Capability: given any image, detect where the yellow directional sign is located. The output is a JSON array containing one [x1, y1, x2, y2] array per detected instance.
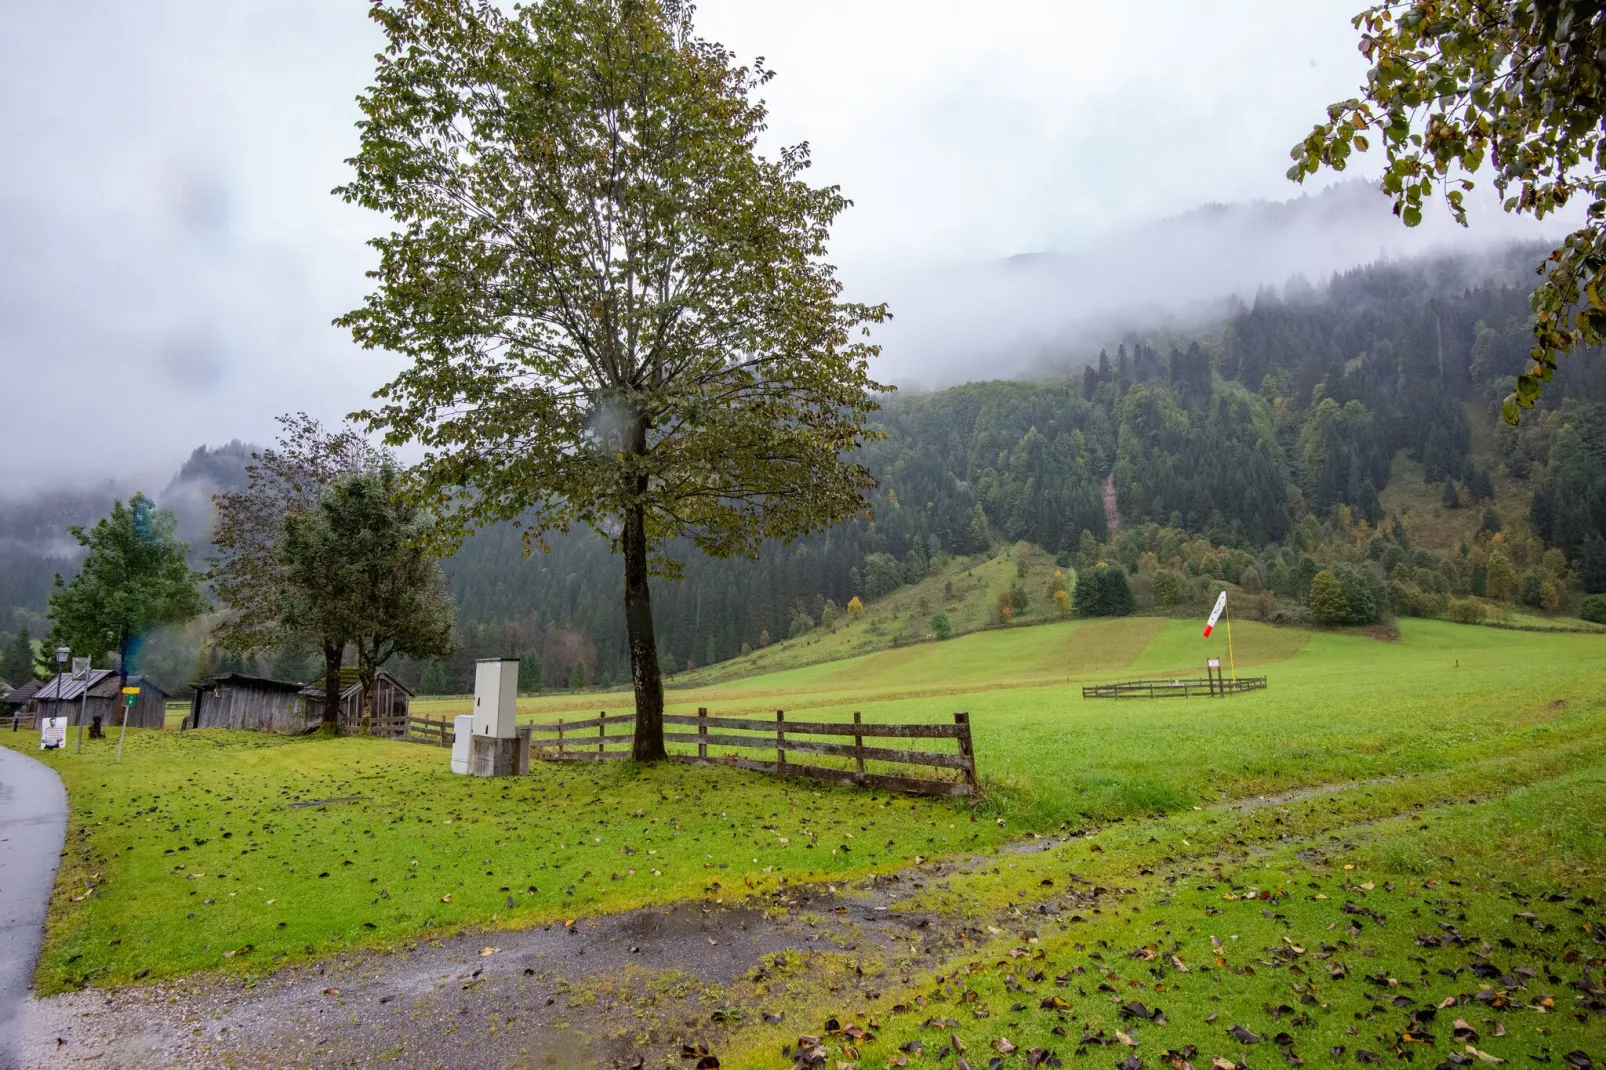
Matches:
[[122, 686, 140, 695]]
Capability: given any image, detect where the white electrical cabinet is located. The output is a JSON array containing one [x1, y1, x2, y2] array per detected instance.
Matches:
[[473, 657, 519, 739], [450, 715, 474, 774]]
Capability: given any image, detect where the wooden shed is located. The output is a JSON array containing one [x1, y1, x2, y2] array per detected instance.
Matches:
[[6, 679, 43, 718], [300, 670, 414, 737], [189, 673, 318, 733], [32, 671, 169, 728]]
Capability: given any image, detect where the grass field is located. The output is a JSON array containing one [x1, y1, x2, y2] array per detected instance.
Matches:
[[7, 614, 1606, 1066]]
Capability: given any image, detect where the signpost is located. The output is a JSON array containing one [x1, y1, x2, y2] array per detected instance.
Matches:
[[72, 657, 91, 754], [116, 686, 138, 764]]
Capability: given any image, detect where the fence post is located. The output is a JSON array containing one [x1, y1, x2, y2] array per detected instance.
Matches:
[[776, 709, 786, 772], [557, 717, 565, 758], [954, 711, 979, 793], [598, 710, 606, 756], [853, 710, 865, 783], [697, 707, 707, 759]]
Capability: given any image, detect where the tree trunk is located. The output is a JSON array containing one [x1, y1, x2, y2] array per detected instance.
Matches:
[[623, 502, 666, 762], [321, 640, 342, 730], [357, 649, 376, 736]]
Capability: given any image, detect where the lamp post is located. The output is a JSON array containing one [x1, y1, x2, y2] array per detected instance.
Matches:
[[54, 646, 69, 727]]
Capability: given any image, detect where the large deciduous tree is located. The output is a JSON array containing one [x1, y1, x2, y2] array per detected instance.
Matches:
[[338, 0, 887, 760], [210, 414, 378, 726], [1290, 1, 1606, 422], [279, 467, 455, 732], [47, 494, 206, 696]]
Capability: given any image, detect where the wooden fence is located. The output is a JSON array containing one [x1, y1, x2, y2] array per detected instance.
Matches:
[[1081, 675, 1268, 699], [525, 708, 980, 796], [399, 715, 458, 746], [7, 712, 40, 732]]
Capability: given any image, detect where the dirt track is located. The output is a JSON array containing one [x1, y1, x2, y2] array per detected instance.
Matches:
[[19, 869, 981, 1069]]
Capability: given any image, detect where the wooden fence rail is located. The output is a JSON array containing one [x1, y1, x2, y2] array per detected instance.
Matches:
[[519, 707, 979, 796], [1081, 676, 1268, 699]]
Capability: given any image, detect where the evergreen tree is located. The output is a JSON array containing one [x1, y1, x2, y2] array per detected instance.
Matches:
[[1075, 564, 1134, 617], [47, 495, 205, 698], [1, 628, 34, 684]]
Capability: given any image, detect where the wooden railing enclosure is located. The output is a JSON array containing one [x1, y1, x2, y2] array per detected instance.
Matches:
[[1081, 675, 1267, 699], [526, 708, 980, 797], [400, 715, 457, 746]]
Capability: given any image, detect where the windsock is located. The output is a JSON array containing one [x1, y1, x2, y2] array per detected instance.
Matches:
[[1203, 590, 1227, 638]]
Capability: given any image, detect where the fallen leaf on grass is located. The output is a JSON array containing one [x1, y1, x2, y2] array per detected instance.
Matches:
[[440, 894, 452, 903], [1465, 1047, 1505, 1065], [1228, 1026, 1260, 1044]]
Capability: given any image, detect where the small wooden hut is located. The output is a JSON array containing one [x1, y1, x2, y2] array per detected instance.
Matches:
[[6, 679, 43, 717], [32, 671, 168, 728], [300, 670, 414, 737], [189, 673, 318, 733]]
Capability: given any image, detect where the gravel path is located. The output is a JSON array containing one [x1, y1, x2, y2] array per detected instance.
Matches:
[[18, 876, 953, 1069]]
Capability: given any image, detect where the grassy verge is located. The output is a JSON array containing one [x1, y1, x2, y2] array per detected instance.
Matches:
[[708, 746, 1606, 1068], [8, 730, 1001, 994]]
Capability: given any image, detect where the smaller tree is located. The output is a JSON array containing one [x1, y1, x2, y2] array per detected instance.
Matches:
[[568, 663, 587, 690], [846, 596, 864, 620], [930, 612, 952, 640], [517, 656, 544, 693], [1485, 546, 1518, 602], [1, 628, 35, 684], [1308, 570, 1350, 626], [1580, 594, 1606, 625], [48, 495, 205, 695], [1152, 570, 1182, 607], [1076, 564, 1135, 618], [279, 467, 454, 732], [211, 414, 379, 725]]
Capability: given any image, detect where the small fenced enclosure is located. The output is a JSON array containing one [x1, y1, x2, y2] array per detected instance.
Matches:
[[1081, 675, 1267, 699], [524, 708, 980, 797]]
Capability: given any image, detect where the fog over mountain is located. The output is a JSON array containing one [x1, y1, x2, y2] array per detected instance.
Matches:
[[0, 0, 1579, 495], [862, 181, 1578, 392]]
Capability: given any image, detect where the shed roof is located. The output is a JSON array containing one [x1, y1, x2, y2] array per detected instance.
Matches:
[[299, 668, 414, 701], [193, 672, 307, 694], [4, 679, 41, 705], [34, 671, 169, 702]]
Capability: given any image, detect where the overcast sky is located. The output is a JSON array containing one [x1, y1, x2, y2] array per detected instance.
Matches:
[[0, 1, 1558, 493]]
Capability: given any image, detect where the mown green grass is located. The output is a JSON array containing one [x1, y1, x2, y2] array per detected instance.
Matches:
[[12, 730, 1002, 993], [9, 615, 1605, 1016], [714, 744, 1606, 1068]]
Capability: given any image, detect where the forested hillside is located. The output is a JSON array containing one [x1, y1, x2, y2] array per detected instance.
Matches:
[[423, 244, 1606, 691], [5, 244, 1606, 694]]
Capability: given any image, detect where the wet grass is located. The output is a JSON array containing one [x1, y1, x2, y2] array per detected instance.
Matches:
[[8, 614, 1605, 1036], [703, 747, 1606, 1069], [10, 729, 1003, 994]]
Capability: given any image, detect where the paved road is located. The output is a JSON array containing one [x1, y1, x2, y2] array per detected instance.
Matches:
[[0, 746, 67, 1070]]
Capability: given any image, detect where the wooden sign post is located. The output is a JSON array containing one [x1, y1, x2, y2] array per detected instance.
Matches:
[[116, 686, 138, 763]]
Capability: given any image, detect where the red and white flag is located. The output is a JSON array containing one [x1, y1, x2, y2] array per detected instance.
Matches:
[[1203, 591, 1227, 638]]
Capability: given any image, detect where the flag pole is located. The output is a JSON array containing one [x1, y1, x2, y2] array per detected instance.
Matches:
[[1225, 598, 1237, 682]]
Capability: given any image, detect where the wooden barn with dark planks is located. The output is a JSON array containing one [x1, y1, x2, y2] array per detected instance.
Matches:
[[32, 670, 169, 728], [189, 673, 319, 733]]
